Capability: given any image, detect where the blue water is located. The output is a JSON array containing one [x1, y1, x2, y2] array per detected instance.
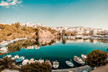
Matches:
[[1, 41, 108, 69]]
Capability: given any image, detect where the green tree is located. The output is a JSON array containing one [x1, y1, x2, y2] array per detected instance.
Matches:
[[62, 30, 66, 36], [14, 22, 21, 28], [86, 50, 108, 67]]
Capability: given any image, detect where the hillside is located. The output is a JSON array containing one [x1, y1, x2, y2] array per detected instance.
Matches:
[[0, 22, 36, 41]]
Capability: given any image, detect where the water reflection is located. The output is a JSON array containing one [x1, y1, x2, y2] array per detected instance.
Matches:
[[0, 37, 108, 55]]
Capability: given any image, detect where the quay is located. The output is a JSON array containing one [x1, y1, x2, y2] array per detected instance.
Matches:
[[52, 65, 91, 72]]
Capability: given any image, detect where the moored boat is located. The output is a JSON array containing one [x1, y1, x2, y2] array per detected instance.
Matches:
[[45, 59, 52, 67], [39, 58, 44, 63], [11, 57, 15, 60], [14, 55, 19, 59], [52, 60, 59, 69], [6, 55, 12, 58], [74, 56, 85, 65], [22, 59, 29, 65], [66, 60, 74, 67], [81, 54, 87, 60], [15, 56, 25, 63], [28, 58, 34, 64]]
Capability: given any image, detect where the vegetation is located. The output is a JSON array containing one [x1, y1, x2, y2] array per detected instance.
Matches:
[[0, 57, 18, 71], [20, 62, 52, 72], [62, 30, 66, 36], [86, 50, 108, 67], [0, 57, 51, 72], [0, 22, 36, 41], [37, 26, 57, 35], [61, 29, 76, 36]]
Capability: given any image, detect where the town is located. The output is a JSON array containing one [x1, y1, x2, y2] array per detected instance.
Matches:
[[23, 22, 108, 38]]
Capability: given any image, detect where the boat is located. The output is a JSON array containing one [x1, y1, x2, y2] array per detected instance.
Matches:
[[35, 60, 39, 62], [22, 59, 29, 65], [28, 58, 34, 64], [11, 57, 15, 60], [45, 59, 52, 67], [66, 60, 74, 67], [15, 56, 25, 63], [81, 54, 87, 60], [74, 56, 85, 65], [39, 58, 44, 63], [6, 55, 12, 58], [14, 55, 19, 59], [52, 60, 59, 69]]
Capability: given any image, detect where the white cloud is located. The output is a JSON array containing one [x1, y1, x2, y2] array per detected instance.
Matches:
[[0, 0, 22, 8]]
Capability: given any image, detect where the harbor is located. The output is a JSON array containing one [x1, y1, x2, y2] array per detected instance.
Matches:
[[1, 54, 92, 72]]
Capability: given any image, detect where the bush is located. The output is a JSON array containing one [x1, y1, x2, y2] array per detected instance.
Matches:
[[86, 50, 108, 67], [0, 57, 17, 71], [0, 57, 52, 72], [20, 62, 52, 72], [0, 23, 36, 41]]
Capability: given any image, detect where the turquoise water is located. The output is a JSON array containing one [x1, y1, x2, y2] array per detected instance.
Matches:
[[1, 40, 108, 69]]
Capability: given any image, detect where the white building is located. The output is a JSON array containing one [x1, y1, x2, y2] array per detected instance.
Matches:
[[0, 47, 8, 53], [27, 46, 34, 49], [23, 22, 41, 28]]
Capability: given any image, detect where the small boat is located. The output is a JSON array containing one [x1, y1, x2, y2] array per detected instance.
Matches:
[[22, 59, 29, 65], [14, 55, 19, 59], [74, 56, 85, 65], [15, 56, 25, 63], [81, 54, 87, 60], [35, 60, 39, 62], [11, 57, 15, 60], [28, 58, 34, 64], [53, 60, 59, 69], [45, 59, 52, 67], [6, 55, 12, 58], [39, 58, 44, 63], [66, 60, 74, 67]]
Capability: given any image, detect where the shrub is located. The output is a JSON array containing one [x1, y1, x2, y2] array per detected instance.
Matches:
[[20, 62, 52, 72], [86, 50, 108, 67]]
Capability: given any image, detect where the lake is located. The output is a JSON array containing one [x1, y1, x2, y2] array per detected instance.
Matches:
[[0, 38, 108, 69]]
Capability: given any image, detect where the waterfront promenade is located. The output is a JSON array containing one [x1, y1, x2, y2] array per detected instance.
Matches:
[[52, 65, 91, 72], [91, 64, 108, 72]]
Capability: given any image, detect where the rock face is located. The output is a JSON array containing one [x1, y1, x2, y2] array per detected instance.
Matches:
[[38, 29, 55, 38], [37, 29, 56, 45]]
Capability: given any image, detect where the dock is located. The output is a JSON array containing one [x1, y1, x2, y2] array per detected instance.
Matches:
[[52, 65, 91, 72]]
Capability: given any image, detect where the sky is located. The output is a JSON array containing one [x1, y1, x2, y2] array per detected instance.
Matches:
[[0, 0, 108, 29]]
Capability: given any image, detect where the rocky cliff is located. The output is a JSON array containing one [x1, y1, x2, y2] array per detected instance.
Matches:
[[37, 29, 57, 45], [38, 29, 56, 38]]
